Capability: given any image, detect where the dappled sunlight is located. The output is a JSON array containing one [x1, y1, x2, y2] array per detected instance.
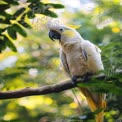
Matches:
[[0, 56, 18, 70], [28, 68, 38, 77], [112, 27, 120, 33], [18, 97, 46, 109], [3, 112, 18, 121], [69, 102, 78, 109], [0, 0, 122, 121], [50, 58, 60, 67], [60, 105, 73, 116]]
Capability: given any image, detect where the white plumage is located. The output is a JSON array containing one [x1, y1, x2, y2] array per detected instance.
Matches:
[[48, 24, 106, 122], [60, 40, 104, 78]]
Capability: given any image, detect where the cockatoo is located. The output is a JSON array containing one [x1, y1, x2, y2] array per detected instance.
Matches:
[[48, 23, 106, 122]]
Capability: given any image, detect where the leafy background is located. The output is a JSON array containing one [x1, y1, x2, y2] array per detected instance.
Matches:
[[0, 0, 122, 122]]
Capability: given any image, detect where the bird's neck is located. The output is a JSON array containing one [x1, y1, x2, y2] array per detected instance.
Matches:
[[59, 34, 84, 53], [60, 41, 81, 54]]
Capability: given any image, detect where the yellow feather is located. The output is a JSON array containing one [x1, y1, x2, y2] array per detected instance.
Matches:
[[79, 87, 106, 122], [63, 30, 76, 38], [66, 24, 81, 29]]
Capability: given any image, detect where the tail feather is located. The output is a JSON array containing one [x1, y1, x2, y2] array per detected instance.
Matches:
[[79, 87, 106, 122]]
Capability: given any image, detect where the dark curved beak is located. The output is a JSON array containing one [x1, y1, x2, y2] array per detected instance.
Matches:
[[49, 30, 61, 41]]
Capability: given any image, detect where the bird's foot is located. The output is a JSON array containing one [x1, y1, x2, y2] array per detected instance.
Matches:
[[71, 73, 93, 85], [72, 76, 83, 85], [82, 72, 93, 82]]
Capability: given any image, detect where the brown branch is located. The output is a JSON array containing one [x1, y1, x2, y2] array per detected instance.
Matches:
[[0, 70, 122, 100]]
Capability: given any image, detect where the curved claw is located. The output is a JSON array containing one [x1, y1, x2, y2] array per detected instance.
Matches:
[[72, 76, 82, 85], [82, 72, 93, 82], [72, 73, 93, 85]]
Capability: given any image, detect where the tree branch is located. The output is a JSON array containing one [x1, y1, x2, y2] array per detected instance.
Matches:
[[0, 70, 122, 100]]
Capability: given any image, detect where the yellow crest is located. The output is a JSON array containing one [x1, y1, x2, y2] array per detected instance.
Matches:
[[66, 24, 81, 29]]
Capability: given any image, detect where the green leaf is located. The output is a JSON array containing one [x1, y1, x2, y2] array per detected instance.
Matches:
[[43, 10, 58, 18], [0, 18, 4, 23], [4, 36, 17, 52], [28, 2, 44, 9], [7, 26, 17, 40], [18, 19, 31, 29], [27, 0, 40, 2], [0, 28, 5, 33], [0, 4, 9, 11], [3, 0, 19, 5], [27, 11, 35, 19], [45, 3, 64, 9], [28, 2, 63, 18], [0, 11, 11, 19], [0, 18, 10, 24], [12, 24, 27, 37], [78, 79, 122, 96], [0, 39, 6, 52], [12, 8, 26, 19]]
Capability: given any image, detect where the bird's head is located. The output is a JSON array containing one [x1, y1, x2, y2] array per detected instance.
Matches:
[[48, 23, 82, 45]]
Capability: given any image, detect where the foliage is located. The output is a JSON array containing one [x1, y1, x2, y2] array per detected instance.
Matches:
[[0, 0, 122, 122], [70, 0, 122, 121], [0, 0, 64, 52]]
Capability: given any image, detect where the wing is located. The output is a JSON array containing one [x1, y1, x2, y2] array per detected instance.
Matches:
[[81, 40, 104, 73], [59, 48, 72, 78], [80, 41, 106, 121]]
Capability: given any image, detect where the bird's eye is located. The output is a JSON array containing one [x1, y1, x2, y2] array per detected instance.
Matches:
[[59, 28, 64, 32]]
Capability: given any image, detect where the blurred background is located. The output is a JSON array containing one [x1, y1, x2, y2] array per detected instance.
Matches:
[[0, 0, 122, 121]]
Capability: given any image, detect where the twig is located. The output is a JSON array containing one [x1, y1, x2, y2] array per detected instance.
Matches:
[[0, 70, 121, 100]]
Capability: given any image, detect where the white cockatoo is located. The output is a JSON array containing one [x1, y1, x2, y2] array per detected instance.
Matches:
[[48, 23, 106, 122]]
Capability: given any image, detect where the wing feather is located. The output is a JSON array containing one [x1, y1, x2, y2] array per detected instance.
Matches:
[[80, 41, 106, 121], [59, 48, 72, 78], [81, 40, 104, 73]]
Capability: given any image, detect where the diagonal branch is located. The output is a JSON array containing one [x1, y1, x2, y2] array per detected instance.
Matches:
[[0, 79, 74, 100], [0, 70, 121, 100]]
